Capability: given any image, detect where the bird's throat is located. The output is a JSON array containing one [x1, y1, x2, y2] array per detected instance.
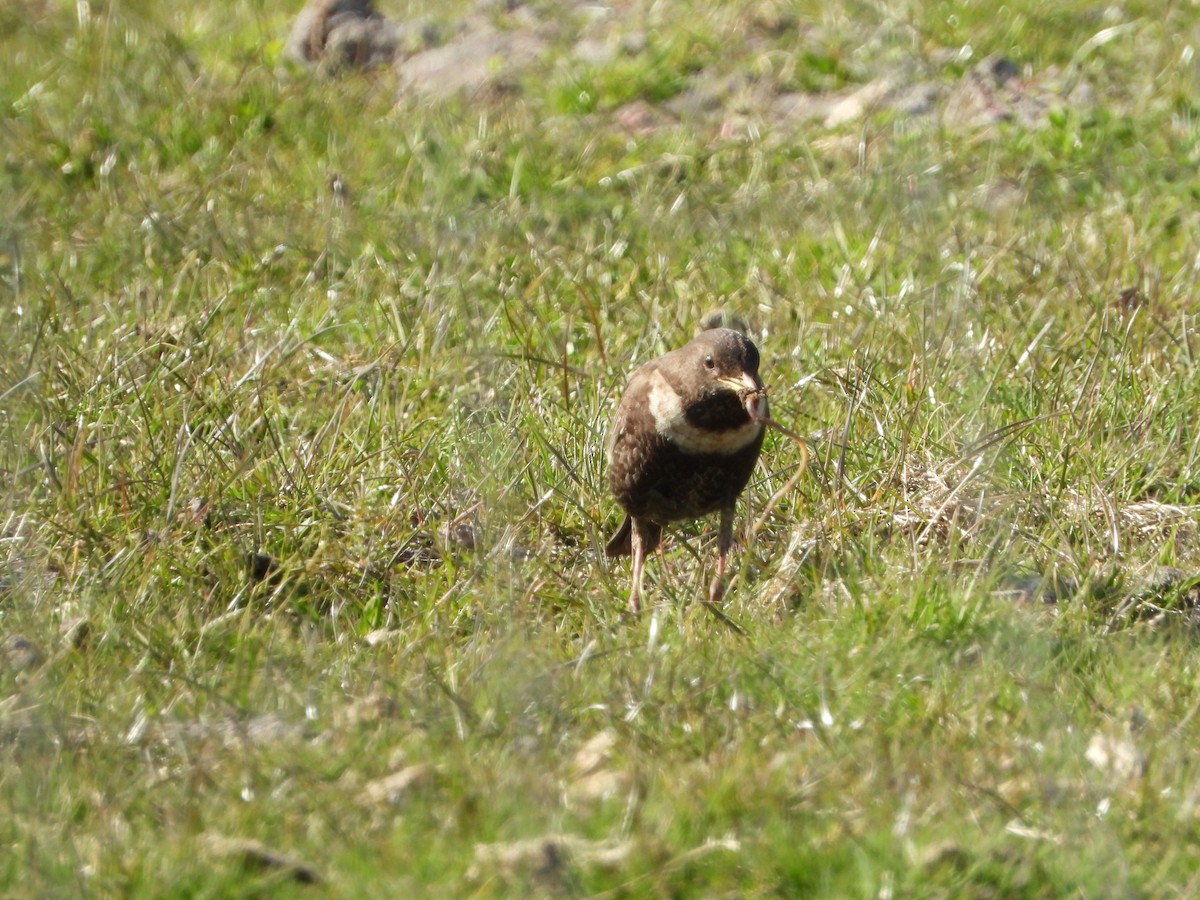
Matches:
[[646, 369, 764, 454]]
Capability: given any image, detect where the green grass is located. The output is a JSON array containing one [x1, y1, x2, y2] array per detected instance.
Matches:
[[6, 0, 1200, 894]]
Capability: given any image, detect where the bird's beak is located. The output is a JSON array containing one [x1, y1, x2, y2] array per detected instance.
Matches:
[[717, 372, 762, 395], [718, 372, 768, 421]]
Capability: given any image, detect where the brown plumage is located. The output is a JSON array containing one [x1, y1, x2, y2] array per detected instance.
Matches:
[[605, 328, 768, 612]]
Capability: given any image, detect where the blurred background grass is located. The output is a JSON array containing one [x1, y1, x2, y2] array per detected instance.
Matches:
[[4, 0, 1200, 894]]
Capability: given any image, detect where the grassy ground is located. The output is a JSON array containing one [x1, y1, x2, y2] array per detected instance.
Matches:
[[6, 0, 1200, 894]]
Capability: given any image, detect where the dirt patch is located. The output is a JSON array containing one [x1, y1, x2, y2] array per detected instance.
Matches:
[[284, 1, 1095, 133]]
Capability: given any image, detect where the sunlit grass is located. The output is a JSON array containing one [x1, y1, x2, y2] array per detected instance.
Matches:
[[5, 0, 1200, 894]]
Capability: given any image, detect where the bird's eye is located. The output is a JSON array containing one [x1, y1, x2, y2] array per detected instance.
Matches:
[[703, 355, 715, 369]]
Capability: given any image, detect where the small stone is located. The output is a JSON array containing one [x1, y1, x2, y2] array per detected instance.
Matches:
[[823, 76, 898, 127], [335, 692, 400, 728], [284, 0, 399, 69], [62, 617, 91, 650], [572, 36, 615, 66], [437, 519, 478, 552], [360, 763, 434, 805], [387, 745, 408, 770], [979, 55, 1020, 86], [240, 713, 307, 746], [3, 635, 44, 672], [568, 730, 626, 802], [570, 768, 627, 802], [469, 834, 633, 882], [397, 27, 547, 98], [570, 730, 616, 777], [363, 628, 402, 647], [919, 839, 972, 873], [614, 100, 667, 136], [1086, 732, 1147, 781]]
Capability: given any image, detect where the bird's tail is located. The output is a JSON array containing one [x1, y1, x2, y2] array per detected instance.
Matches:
[[605, 516, 662, 557], [605, 516, 633, 556]]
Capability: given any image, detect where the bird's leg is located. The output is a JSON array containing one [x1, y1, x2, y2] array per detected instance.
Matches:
[[709, 506, 735, 604], [629, 518, 647, 614]]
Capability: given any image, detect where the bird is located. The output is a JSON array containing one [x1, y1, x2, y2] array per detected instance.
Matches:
[[605, 327, 768, 613]]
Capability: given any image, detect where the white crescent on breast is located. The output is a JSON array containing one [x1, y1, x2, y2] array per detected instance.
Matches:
[[646, 369, 763, 455]]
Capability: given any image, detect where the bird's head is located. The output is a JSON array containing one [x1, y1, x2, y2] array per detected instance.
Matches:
[[677, 328, 768, 426]]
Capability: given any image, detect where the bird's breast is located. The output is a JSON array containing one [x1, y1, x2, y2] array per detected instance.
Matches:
[[646, 369, 763, 455]]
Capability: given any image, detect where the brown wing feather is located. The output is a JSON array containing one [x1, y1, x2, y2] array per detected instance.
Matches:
[[606, 365, 659, 500], [606, 365, 667, 556]]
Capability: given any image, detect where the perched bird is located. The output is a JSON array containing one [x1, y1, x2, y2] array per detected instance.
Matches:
[[606, 328, 768, 612]]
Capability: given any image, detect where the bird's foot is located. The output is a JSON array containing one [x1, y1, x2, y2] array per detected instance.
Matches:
[[708, 573, 727, 605]]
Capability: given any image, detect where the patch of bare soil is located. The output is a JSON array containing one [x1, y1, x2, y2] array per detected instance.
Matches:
[[284, 0, 1093, 132]]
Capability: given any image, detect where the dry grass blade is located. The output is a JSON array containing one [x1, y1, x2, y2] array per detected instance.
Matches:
[[202, 835, 323, 885], [749, 407, 812, 536], [9, 0, 1200, 895]]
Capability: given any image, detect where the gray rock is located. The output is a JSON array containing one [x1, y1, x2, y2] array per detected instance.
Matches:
[[397, 23, 547, 97], [285, 0, 410, 69], [3, 635, 44, 673]]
